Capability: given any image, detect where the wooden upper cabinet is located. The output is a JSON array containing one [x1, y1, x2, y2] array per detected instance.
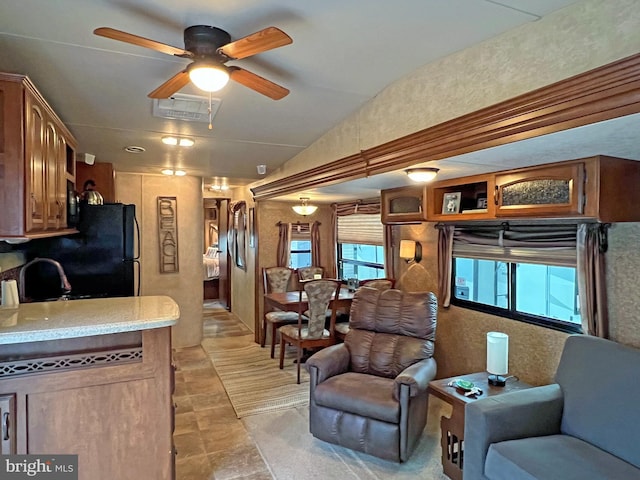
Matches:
[[0, 72, 77, 238], [427, 174, 495, 222], [25, 93, 46, 232], [381, 185, 427, 224], [424, 156, 640, 223], [494, 162, 585, 218]]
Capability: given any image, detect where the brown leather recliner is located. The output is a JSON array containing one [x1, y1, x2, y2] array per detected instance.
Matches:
[[306, 287, 438, 462]]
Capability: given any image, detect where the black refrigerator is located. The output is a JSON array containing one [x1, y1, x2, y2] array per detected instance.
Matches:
[[24, 203, 139, 300]]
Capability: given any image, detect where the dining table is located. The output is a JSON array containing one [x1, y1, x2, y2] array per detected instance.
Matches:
[[263, 286, 355, 314]]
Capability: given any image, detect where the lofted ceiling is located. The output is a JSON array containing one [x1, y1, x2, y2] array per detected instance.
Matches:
[[0, 0, 584, 196]]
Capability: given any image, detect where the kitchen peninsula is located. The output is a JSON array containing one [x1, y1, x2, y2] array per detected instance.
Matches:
[[0, 295, 179, 480]]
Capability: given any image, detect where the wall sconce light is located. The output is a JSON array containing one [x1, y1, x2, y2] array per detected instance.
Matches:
[[292, 197, 318, 216], [405, 167, 439, 182], [399, 240, 422, 264], [487, 332, 509, 386]]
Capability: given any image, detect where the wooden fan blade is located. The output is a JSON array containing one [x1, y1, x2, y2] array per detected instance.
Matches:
[[148, 70, 191, 98], [219, 27, 292, 60], [94, 27, 191, 57], [230, 67, 289, 100]]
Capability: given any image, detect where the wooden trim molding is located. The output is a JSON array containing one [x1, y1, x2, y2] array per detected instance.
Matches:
[[252, 52, 640, 200]]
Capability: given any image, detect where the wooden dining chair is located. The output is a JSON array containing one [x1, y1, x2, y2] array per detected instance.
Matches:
[[262, 267, 299, 358], [335, 278, 396, 341], [279, 279, 341, 383]]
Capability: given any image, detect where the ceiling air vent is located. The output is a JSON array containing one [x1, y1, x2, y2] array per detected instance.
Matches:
[[152, 93, 221, 123]]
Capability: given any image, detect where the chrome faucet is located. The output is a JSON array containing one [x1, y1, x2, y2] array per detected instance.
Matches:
[[18, 257, 72, 303]]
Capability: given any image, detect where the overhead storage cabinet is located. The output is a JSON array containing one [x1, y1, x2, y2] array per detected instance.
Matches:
[[0, 72, 77, 238], [425, 156, 640, 223]]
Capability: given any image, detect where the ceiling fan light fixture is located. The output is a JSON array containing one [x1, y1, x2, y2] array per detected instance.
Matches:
[[292, 197, 318, 216], [405, 167, 440, 183], [188, 62, 230, 92]]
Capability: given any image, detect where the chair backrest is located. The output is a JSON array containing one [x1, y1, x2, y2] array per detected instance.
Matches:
[[263, 267, 293, 294], [297, 266, 324, 281], [302, 279, 341, 339], [358, 278, 395, 290], [345, 287, 437, 379], [555, 335, 640, 468]]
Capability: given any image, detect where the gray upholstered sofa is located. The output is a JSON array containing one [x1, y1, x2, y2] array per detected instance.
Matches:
[[464, 335, 640, 480], [306, 287, 437, 462]]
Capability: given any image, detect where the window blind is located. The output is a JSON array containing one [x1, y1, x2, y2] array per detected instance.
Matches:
[[290, 222, 311, 240], [337, 214, 384, 246], [452, 224, 577, 267]]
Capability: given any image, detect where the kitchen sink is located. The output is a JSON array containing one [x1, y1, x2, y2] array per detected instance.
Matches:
[[31, 293, 108, 303]]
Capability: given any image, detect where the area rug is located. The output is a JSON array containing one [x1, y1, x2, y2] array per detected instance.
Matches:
[[209, 343, 309, 418], [242, 398, 451, 480]]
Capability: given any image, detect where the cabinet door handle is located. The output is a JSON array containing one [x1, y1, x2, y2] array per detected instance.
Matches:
[[2, 412, 9, 441], [494, 186, 499, 205]]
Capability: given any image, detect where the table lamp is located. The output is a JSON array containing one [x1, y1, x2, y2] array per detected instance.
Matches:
[[487, 331, 509, 386]]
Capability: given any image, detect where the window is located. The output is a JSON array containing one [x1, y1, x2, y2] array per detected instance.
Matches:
[[288, 223, 312, 269], [289, 239, 311, 269], [338, 243, 385, 280], [453, 258, 581, 332], [337, 213, 385, 280], [449, 224, 582, 334]]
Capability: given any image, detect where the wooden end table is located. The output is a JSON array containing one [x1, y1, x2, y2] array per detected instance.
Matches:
[[428, 372, 531, 480]]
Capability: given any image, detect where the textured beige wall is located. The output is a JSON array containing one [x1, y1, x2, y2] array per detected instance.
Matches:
[[255, 0, 640, 184], [397, 223, 569, 386], [116, 173, 203, 348], [606, 223, 640, 349], [229, 186, 256, 333], [397, 221, 640, 385], [254, 201, 334, 344]]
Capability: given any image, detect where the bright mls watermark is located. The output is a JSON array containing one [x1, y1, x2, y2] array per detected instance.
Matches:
[[0, 455, 77, 479]]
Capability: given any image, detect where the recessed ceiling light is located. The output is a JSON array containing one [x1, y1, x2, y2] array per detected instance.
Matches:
[[162, 136, 195, 147], [162, 136, 178, 146], [174, 170, 187, 176], [161, 169, 174, 175], [124, 145, 146, 154]]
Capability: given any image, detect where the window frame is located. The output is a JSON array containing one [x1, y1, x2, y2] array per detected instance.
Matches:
[[451, 257, 583, 334]]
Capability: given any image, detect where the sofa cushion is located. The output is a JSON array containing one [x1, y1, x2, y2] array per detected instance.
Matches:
[[555, 335, 640, 468], [485, 434, 639, 480], [313, 372, 399, 423]]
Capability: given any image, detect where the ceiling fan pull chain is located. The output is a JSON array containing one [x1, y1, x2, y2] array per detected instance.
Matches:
[[208, 91, 213, 130]]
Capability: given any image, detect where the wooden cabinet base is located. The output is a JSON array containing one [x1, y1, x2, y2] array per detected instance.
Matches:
[[0, 327, 174, 480]]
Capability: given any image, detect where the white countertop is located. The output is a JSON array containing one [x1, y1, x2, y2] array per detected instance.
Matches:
[[0, 295, 179, 345]]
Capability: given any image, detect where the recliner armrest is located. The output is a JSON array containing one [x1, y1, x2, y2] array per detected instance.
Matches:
[[306, 343, 350, 384], [463, 384, 564, 480], [394, 357, 437, 399]]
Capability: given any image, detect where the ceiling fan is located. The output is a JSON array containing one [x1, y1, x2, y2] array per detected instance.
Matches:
[[94, 25, 292, 100]]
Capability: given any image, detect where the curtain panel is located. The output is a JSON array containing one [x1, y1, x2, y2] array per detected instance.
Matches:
[[577, 223, 609, 338], [276, 222, 292, 267]]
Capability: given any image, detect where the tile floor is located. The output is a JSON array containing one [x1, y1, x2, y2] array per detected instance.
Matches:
[[172, 301, 273, 480]]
